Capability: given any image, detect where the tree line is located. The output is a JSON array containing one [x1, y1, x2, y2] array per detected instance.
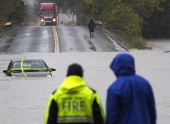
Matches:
[[0, 0, 27, 28], [1, 0, 170, 38], [52, 0, 170, 38]]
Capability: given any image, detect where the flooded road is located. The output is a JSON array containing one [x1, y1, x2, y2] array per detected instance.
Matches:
[[0, 51, 170, 124]]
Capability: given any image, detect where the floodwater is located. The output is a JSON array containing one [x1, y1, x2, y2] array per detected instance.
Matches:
[[0, 50, 170, 124], [0, 26, 170, 123]]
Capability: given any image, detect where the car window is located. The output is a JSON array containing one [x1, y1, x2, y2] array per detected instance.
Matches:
[[42, 11, 54, 15], [31, 61, 47, 68], [12, 60, 47, 68], [13, 62, 21, 68], [11, 60, 49, 73]]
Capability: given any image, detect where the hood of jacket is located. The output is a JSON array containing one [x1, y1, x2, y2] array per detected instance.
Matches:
[[110, 53, 135, 77], [59, 75, 86, 94]]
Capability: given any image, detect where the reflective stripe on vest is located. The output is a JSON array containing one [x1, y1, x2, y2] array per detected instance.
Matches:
[[57, 115, 93, 123]]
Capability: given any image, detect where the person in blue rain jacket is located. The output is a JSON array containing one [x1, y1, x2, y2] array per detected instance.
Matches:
[[106, 53, 156, 124]]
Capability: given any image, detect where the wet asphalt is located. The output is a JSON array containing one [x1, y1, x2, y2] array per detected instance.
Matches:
[[0, 26, 127, 53]]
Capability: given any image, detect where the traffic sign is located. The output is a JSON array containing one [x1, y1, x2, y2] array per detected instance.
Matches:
[[102, 21, 107, 25], [1, 22, 5, 27]]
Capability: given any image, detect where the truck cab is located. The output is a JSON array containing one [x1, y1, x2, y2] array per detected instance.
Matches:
[[39, 3, 57, 26]]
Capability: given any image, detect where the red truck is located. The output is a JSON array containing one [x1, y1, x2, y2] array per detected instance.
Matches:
[[39, 3, 57, 26]]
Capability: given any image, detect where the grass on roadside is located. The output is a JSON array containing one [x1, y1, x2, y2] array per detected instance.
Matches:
[[109, 29, 147, 49]]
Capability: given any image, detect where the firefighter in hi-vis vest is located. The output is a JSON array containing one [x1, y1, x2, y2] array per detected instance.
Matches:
[[44, 63, 105, 124]]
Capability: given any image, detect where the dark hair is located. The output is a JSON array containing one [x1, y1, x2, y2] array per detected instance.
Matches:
[[66, 63, 83, 77]]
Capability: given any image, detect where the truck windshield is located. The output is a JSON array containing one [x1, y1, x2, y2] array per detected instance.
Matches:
[[42, 11, 54, 15]]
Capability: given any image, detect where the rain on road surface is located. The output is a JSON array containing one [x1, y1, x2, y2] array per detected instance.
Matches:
[[0, 26, 170, 124], [57, 26, 127, 52], [0, 26, 127, 53], [6, 26, 55, 52]]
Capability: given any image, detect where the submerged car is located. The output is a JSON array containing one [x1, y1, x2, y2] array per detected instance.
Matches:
[[3, 58, 56, 77]]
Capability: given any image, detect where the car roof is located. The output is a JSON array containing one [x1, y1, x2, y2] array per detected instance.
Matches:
[[11, 58, 44, 62]]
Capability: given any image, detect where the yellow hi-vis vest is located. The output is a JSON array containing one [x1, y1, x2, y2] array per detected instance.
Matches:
[[56, 93, 94, 123], [45, 75, 104, 124]]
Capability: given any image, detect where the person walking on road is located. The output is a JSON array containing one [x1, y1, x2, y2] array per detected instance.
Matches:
[[106, 53, 156, 124], [88, 19, 96, 37], [44, 63, 105, 124]]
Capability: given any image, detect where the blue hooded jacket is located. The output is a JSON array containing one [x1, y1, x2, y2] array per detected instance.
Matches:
[[106, 53, 156, 124]]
